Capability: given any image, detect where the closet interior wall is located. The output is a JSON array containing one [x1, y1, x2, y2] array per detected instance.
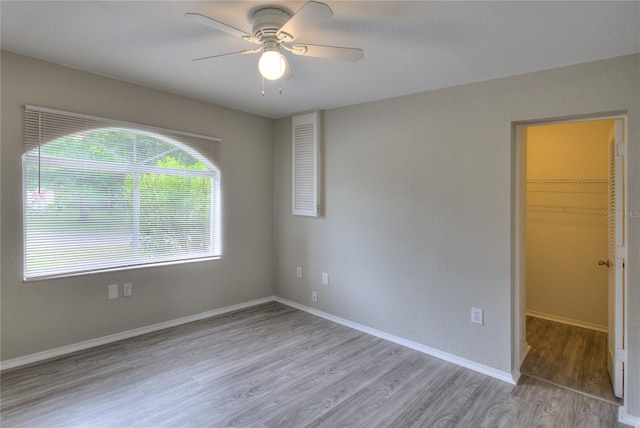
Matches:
[[526, 120, 614, 330]]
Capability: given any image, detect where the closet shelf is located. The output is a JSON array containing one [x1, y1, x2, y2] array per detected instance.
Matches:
[[527, 179, 608, 214], [527, 178, 607, 184]]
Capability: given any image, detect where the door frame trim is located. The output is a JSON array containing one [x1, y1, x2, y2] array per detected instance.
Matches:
[[511, 111, 628, 396]]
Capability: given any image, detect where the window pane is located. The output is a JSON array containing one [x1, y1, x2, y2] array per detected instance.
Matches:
[[132, 158, 212, 258], [23, 119, 220, 280], [42, 132, 124, 163], [25, 165, 133, 277], [135, 134, 175, 164]]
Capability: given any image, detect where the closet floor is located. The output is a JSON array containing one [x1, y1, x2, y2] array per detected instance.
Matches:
[[521, 316, 622, 405]]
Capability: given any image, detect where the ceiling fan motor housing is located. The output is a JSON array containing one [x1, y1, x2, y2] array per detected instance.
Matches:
[[252, 7, 292, 42]]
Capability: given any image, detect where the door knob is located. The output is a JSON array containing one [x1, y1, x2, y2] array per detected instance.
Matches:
[[598, 259, 610, 267]]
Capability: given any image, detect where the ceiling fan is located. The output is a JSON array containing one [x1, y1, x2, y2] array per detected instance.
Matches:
[[185, 1, 364, 83]]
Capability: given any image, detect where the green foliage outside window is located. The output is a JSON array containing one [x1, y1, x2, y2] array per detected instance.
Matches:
[[123, 156, 211, 256]]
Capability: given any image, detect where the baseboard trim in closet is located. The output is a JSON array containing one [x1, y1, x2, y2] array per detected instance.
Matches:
[[526, 310, 607, 332]]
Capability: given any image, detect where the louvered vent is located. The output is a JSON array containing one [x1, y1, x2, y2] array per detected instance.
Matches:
[[609, 139, 616, 260], [292, 112, 320, 217]]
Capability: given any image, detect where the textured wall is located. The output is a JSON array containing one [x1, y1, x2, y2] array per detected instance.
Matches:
[[274, 55, 639, 416], [0, 51, 275, 360], [2, 50, 639, 420]]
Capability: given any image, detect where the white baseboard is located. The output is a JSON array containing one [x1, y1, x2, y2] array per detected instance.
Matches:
[[512, 342, 532, 384], [520, 342, 532, 366], [0, 296, 276, 371], [620, 406, 640, 428], [1, 295, 535, 388], [4, 295, 632, 424], [526, 310, 607, 333], [274, 296, 516, 385]]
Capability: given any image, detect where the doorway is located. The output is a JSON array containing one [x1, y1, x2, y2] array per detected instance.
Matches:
[[514, 116, 626, 404]]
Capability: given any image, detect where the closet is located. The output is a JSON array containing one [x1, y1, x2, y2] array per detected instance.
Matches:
[[526, 121, 613, 330]]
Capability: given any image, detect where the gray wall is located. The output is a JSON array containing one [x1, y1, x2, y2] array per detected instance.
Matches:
[[274, 54, 639, 416], [1, 51, 274, 360], [2, 50, 639, 420]]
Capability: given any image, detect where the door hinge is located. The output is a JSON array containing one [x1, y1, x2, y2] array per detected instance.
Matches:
[[317, 204, 320, 215], [617, 245, 627, 259], [616, 143, 626, 157], [616, 348, 626, 363]]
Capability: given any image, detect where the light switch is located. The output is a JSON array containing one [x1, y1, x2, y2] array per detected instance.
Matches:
[[322, 273, 329, 286], [108, 284, 118, 299]]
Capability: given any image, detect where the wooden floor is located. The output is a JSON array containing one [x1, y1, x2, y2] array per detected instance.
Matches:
[[521, 316, 622, 405], [1, 302, 628, 427]]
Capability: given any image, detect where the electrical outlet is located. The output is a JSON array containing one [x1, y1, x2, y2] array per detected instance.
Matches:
[[471, 308, 484, 325], [108, 284, 118, 299], [312, 291, 318, 303], [296, 267, 303, 278], [123, 283, 132, 297], [321, 272, 329, 286]]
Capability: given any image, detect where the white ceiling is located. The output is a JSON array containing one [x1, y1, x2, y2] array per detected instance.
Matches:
[[2, 1, 639, 119]]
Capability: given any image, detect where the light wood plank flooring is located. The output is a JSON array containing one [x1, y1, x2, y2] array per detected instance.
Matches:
[[1, 302, 628, 427], [521, 316, 622, 405]]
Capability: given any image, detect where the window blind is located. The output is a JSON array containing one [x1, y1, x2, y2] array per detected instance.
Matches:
[[23, 105, 222, 281]]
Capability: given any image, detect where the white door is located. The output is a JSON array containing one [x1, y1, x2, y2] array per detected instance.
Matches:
[[608, 119, 625, 398]]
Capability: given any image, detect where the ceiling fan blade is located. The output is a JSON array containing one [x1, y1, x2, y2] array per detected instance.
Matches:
[[280, 55, 294, 81], [276, 1, 333, 42], [291, 44, 364, 62], [192, 48, 261, 62], [185, 12, 253, 40]]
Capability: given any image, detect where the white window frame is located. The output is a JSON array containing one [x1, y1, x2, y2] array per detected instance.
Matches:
[[22, 105, 222, 281]]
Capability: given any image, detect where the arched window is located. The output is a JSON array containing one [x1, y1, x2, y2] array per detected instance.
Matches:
[[23, 106, 221, 280]]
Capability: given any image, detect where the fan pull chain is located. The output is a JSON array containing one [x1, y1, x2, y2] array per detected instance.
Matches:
[[259, 77, 285, 96]]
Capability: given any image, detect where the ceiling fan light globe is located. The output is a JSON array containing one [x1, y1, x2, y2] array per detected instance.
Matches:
[[259, 51, 286, 80]]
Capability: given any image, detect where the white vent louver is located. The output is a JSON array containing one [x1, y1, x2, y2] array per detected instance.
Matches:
[[292, 112, 320, 217]]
